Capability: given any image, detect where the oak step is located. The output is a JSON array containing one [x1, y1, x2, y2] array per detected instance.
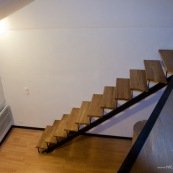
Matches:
[[54, 114, 69, 138], [159, 50, 173, 74], [115, 78, 131, 100], [87, 94, 103, 118], [130, 69, 148, 92], [100, 86, 117, 109], [45, 120, 60, 144], [36, 125, 53, 150], [75, 101, 91, 125], [64, 108, 80, 132], [144, 60, 167, 84]]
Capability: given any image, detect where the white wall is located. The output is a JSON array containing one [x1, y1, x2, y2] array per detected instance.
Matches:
[[0, 0, 173, 137]]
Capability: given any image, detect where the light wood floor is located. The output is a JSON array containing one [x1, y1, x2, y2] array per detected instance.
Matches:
[[0, 128, 132, 173]]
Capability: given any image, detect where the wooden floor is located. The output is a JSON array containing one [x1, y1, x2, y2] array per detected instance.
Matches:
[[0, 128, 132, 173]]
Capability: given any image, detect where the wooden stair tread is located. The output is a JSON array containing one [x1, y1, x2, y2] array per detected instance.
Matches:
[[159, 50, 173, 74], [144, 60, 167, 84], [54, 114, 69, 138], [87, 94, 103, 118], [64, 108, 80, 132], [45, 120, 60, 144], [115, 78, 131, 100], [75, 101, 91, 125], [36, 125, 52, 149], [100, 86, 117, 109], [130, 69, 148, 92]]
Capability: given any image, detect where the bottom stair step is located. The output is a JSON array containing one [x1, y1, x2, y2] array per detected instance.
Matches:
[[36, 125, 53, 151]]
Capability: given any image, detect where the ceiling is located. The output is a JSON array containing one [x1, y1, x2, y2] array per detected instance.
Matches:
[[0, 0, 34, 20]]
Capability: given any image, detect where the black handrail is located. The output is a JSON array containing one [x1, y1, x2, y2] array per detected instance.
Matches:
[[44, 75, 173, 153]]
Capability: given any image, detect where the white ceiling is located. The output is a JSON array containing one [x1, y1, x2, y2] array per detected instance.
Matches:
[[0, 0, 34, 20]]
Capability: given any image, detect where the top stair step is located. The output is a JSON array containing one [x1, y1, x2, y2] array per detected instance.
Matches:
[[115, 78, 131, 100], [87, 94, 103, 118], [130, 69, 148, 92], [144, 60, 167, 84], [100, 86, 117, 109], [75, 101, 91, 125], [159, 50, 173, 74]]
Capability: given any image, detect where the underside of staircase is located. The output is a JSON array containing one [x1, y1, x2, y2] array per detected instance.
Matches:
[[36, 49, 173, 153]]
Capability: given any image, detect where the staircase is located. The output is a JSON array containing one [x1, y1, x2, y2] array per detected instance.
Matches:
[[36, 50, 173, 153]]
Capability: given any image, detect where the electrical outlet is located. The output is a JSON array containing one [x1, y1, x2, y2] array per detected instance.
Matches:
[[24, 87, 29, 95]]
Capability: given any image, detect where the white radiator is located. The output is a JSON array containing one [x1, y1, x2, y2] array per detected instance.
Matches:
[[0, 106, 13, 143]]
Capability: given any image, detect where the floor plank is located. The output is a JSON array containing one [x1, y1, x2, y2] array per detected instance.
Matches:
[[0, 128, 132, 173]]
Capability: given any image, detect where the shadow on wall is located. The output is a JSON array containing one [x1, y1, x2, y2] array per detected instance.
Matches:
[[89, 89, 164, 134]]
